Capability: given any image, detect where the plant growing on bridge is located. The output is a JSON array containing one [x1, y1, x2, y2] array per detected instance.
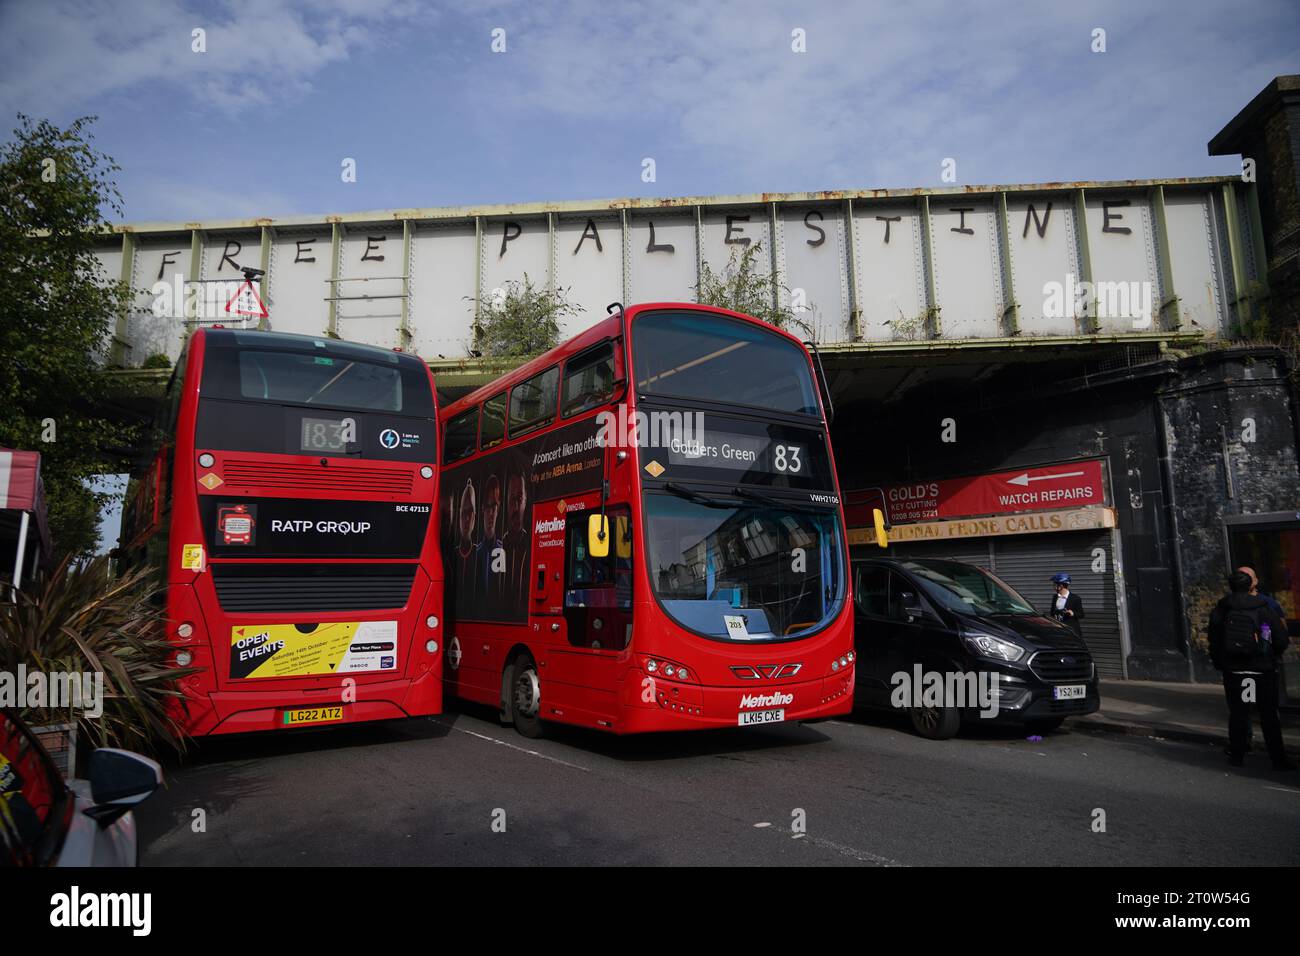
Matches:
[[0, 556, 197, 755], [468, 274, 581, 358], [0, 114, 142, 559], [694, 241, 818, 340]]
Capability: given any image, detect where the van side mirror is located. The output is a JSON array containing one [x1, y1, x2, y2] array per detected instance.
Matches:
[[899, 591, 923, 621], [588, 514, 610, 558]]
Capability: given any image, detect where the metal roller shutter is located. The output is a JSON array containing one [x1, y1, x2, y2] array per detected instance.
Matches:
[[990, 532, 1123, 678]]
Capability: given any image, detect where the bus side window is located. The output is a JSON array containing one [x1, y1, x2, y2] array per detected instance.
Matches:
[[561, 342, 616, 418], [443, 408, 478, 463], [508, 366, 558, 438], [480, 392, 506, 449]]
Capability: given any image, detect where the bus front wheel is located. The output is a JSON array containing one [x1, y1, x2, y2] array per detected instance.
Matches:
[[506, 654, 545, 739]]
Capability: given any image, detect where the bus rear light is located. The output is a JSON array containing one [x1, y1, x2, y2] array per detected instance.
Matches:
[[177, 622, 193, 639], [644, 656, 693, 681], [426, 615, 439, 629], [425, 640, 438, 653], [176, 650, 193, 667]]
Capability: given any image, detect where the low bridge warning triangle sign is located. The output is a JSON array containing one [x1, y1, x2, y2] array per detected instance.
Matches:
[[225, 279, 268, 318]]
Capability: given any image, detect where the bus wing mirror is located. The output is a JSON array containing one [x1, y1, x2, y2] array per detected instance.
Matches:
[[588, 514, 610, 558], [872, 508, 889, 548], [615, 516, 632, 559]]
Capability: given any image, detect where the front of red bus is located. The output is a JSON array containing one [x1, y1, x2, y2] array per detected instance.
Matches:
[[167, 329, 443, 736], [621, 305, 854, 732]]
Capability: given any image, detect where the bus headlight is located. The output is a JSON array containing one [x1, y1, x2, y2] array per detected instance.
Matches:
[[425, 640, 438, 653], [420, 466, 433, 479], [198, 453, 214, 467], [177, 622, 193, 639], [426, 615, 439, 629], [646, 659, 659, 673], [176, 650, 193, 667]]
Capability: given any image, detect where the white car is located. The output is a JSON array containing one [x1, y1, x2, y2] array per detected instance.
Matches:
[[1, 708, 161, 866]]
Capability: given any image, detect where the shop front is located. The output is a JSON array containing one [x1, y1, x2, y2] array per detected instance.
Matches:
[[846, 459, 1128, 677]]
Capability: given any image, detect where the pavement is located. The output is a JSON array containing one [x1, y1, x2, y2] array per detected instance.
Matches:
[[1078, 678, 1300, 755]]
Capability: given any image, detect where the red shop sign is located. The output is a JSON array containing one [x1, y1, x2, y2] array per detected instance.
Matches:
[[846, 460, 1107, 526]]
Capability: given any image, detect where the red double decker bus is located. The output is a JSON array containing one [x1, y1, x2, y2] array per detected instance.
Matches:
[[438, 303, 854, 737], [122, 329, 444, 736]]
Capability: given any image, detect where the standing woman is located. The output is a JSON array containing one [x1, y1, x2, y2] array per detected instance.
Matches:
[[1050, 572, 1085, 636]]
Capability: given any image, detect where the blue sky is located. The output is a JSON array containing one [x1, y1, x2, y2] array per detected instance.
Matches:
[[2, 0, 1296, 225]]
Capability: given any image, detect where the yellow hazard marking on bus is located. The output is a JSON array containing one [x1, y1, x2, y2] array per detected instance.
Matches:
[[644, 460, 665, 478], [199, 472, 224, 489]]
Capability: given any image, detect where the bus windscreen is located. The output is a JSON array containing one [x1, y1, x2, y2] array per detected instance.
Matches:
[[632, 311, 820, 415], [644, 492, 845, 642]]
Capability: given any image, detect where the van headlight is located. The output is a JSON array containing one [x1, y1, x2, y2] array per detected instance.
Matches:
[[961, 630, 1025, 662]]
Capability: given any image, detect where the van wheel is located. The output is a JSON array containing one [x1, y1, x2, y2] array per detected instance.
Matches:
[[506, 654, 545, 739], [909, 701, 960, 740]]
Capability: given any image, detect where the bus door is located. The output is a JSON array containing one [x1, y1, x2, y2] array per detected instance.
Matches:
[[538, 508, 631, 718], [562, 507, 632, 652]]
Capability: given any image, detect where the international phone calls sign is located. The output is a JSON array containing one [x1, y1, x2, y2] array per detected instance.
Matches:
[[846, 459, 1107, 526]]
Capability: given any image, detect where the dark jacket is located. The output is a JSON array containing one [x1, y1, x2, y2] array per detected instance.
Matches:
[[1048, 591, 1085, 636], [1208, 592, 1289, 672]]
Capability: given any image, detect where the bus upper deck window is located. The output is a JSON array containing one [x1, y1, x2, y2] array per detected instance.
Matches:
[[509, 367, 559, 437], [562, 342, 615, 417]]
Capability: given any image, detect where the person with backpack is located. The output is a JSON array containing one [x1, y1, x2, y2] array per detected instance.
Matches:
[[1208, 570, 1294, 770]]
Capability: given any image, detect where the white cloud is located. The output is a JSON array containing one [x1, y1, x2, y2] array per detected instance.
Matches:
[[0, 0, 432, 119]]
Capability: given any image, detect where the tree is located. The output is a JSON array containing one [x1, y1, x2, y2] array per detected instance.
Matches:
[[468, 274, 581, 358], [694, 241, 818, 339], [0, 115, 140, 559]]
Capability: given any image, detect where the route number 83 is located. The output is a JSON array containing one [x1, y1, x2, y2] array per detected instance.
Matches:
[[773, 444, 803, 473]]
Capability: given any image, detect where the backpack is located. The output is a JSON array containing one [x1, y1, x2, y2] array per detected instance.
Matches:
[[1221, 606, 1262, 659]]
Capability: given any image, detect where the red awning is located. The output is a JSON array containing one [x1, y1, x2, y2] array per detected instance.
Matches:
[[0, 448, 41, 511]]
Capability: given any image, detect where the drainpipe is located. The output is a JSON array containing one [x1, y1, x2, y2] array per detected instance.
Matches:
[[1155, 385, 1197, 683]]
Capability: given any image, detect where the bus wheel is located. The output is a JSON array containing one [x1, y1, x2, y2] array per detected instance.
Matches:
[[909, 701, 960, 740], [508, 654, 545, 739]]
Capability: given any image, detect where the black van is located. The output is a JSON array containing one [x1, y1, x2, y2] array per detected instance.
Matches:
[[851, 557, 1100, 739]]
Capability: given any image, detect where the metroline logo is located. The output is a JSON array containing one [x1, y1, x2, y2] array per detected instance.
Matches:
[[740, 692, 794, 709], [534, 517, 565, 534]]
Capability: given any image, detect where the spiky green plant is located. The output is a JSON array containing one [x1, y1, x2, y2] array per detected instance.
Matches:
[[0, 556, 197, 756]]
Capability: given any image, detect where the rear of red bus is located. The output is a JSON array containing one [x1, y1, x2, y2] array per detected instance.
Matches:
[[157, 328, 443, 736], [615, 305, 855, 732]]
